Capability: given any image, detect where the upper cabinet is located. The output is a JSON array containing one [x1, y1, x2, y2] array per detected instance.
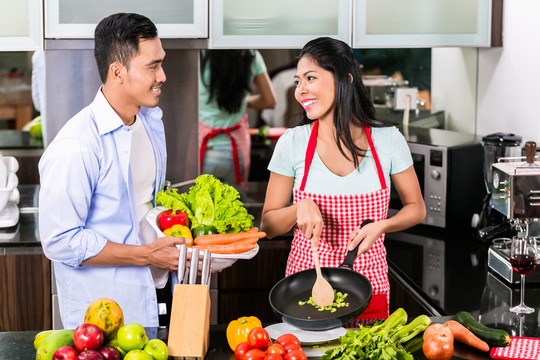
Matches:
[[45, 0, 208, 39], [0, 0, 43, 51], [210, 0, 352, 49], [353, 0, 501, 48]]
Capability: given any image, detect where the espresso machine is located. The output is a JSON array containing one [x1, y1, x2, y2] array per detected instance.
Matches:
[[476, 133, 522, 241], [487, 141, 540, 284]]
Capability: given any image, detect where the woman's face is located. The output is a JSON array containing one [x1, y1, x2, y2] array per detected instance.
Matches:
[[294, 56, 336, 122]]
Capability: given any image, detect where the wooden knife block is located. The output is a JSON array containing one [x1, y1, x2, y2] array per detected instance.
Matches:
[[168, 284, 211, 360]]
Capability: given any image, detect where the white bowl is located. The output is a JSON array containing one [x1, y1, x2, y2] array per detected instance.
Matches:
[[145, 206, 259, 272]]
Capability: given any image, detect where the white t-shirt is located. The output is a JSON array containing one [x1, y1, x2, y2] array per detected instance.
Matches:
[[129, 116, 168, 289], [268, 124, 413, 195]]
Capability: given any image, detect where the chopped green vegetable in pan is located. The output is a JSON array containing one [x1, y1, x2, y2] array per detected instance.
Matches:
[[298, 290, 350, 313]]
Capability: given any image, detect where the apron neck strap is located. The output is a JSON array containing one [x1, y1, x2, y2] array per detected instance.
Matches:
[[299, 121, 387, 191]]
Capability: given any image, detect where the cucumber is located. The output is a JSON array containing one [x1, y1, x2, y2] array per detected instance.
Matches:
[[454, 311, 510, 347]]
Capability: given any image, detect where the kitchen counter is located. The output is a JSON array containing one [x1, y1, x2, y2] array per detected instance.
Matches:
[[3, 185, 540, 346]]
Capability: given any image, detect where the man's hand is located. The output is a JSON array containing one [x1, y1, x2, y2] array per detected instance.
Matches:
[[145, 236, 189, 271]]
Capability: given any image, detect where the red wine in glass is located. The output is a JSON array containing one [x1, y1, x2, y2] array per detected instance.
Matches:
[[510, 254, 537, 275]]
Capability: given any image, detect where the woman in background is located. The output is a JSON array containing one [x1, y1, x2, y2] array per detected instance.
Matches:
[[199, 50, 276, 199], [261, 37, 425, 322]]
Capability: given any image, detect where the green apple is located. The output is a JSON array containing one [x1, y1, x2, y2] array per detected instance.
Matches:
[[143, 339, 169, 360], [117, 323, 149, 352], [124, 349, 153, 360], [106, 338, 127, 357]]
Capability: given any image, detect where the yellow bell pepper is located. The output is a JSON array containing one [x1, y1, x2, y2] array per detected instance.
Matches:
[[226, 316, 262, 351], [163, 224, 193, 245]]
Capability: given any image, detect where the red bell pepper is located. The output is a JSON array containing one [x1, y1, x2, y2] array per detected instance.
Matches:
[[158, 209, 189, 230]]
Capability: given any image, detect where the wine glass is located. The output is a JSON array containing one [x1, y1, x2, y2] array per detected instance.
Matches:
[[509, 236, 538, 314]]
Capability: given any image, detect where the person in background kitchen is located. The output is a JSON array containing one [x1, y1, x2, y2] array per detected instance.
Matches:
[[260, 37, 426, 323], [38, 13, 188, 329], [199, 49, 276, 200]]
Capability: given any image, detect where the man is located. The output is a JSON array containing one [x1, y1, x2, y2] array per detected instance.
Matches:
[[38, 13, 187, 329]]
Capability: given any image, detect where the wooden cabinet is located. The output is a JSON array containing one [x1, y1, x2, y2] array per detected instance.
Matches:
[[0, 249, 51, 331], [217, 240, 290, 324], [45, 0, 207, 39], [0, 0, 42, 50]]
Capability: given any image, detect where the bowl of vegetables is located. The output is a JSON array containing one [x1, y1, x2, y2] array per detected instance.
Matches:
[[146, 175, 264, 271]]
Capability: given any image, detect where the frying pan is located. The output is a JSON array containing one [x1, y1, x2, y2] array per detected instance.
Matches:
[[269, 220, 374, 331]]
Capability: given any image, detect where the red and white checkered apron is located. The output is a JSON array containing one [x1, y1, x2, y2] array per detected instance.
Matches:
[[286, 120, 390, 321], [199, 112, 251, 186]]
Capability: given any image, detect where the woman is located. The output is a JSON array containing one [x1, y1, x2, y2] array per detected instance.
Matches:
[[260, 37, 426, 321], [199, 50, 276, 198]]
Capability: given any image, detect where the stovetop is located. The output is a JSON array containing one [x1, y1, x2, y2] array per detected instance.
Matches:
[[488, 244, 540, 284]]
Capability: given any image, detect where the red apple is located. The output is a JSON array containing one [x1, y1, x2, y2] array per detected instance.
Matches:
[[53, 345, 78, 360], [98, 346, 123, 360], [76, 350, 104, 360], [73, 323, 104, 352]]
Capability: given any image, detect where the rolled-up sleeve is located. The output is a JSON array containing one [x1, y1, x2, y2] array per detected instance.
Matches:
[[39, 137, 107, 267]]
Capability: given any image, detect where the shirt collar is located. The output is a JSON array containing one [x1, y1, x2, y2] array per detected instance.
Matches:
[[90, 88, 130, 135]]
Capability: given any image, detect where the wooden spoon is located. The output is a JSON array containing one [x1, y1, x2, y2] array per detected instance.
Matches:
[[311, 235, 335, 307]]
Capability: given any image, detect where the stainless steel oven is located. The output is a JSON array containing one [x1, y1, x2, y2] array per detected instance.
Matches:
[[388, 127, 485, 228], [385, 231, 446, 307]]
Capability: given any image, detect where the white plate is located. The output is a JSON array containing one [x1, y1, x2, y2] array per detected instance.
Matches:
[[265, 322, 347, 345], [145, 206, 259, 272]]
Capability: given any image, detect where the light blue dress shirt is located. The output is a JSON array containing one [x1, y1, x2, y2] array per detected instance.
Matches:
[[38, 89, 167, 329]]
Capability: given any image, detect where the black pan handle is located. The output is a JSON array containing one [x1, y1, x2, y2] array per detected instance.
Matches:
[[340, 219, 374, 270]]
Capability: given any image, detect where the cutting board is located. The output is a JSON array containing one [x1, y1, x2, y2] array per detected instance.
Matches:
[[490, 337, 540, 360]]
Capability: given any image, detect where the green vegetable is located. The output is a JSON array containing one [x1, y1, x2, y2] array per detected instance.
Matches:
[[454, 311, 510, 347], [298, 291, 350, 313], [402, 333, 424, 353], [191, 225, 217, 237], [321, 308, 431, 360], [156, 175, 254, 234]]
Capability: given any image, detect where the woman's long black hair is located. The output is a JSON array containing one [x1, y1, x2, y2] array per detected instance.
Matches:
[[298, 37, 388, 168], [201, 50, 255, 114]]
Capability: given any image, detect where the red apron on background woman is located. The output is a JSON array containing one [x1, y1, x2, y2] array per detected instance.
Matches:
[[286, 120, 391, 323], [199, 112, 251, 190]]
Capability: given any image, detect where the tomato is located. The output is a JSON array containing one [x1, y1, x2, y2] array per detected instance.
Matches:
[[423, 323, 452, 341], [243, 349, 266, 360], [423, 333, 454, 360], [264, 355, 284, 360], [266, 344, 285, 357], [275, 334, 300, 348], [234, 342, 252, 360], [284, 349, 307, 360], [282, 343, 301, 353], [247, 328, 270, 349]]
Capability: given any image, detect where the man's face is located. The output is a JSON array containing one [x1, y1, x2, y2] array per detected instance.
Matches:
[[122, 37, 166, 109]]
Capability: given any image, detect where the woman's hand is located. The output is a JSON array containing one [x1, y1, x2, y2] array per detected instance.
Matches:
[[347, 221, 385, 257], [296, 198, 324, 248]]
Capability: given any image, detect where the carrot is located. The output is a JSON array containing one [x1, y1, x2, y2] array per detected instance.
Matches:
[[194, 231, 266, 245], [445, 320, 490, 352], [193, 243, 256, 254], [247, 227, 259, 233]]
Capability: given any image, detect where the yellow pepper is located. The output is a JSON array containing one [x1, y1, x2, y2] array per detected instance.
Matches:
[[163, 224, 193, 245], [226, 316, 262, 351]]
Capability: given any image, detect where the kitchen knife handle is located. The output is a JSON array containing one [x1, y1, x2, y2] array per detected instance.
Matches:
[[340, 219, 374, 270], [201, 249, 211, 285], [188, 247, 199, 284], [175, 244, 187, 285]]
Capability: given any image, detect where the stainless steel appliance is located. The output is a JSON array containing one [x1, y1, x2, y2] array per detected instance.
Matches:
[[475, 133, 522, 241], [385, 231, 445, 307], [388, 127, 485, 228], [487, 141, 540, 284]]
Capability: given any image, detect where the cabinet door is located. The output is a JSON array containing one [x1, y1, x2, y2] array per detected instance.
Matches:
[[0, 0, 42, 51], [45, 0, 207, 39], [210, 0, 351, 49], [354, 0, 492, 47]]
